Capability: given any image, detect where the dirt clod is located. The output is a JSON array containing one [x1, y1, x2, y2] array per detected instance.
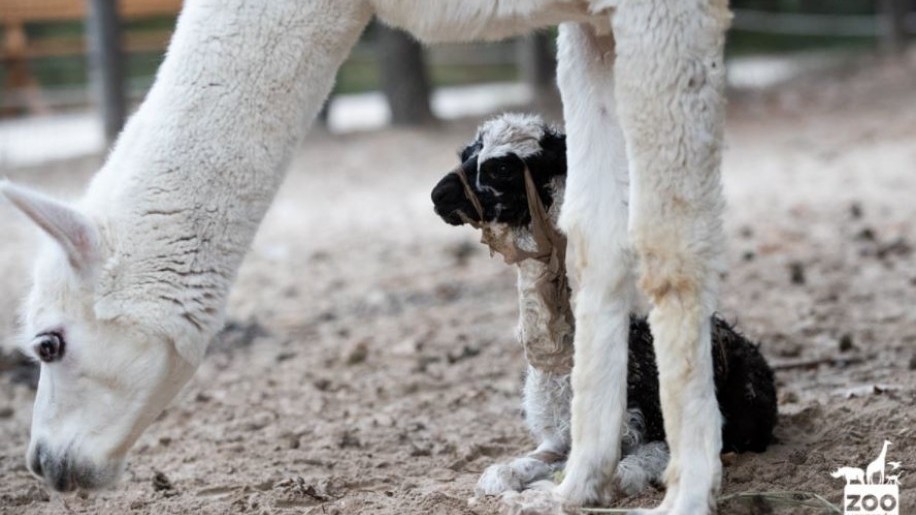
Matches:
[[346, 341, 369, 366], [788, 261, 806, 285], [838, 333, 854, 352], [152, 471, 174, 492]]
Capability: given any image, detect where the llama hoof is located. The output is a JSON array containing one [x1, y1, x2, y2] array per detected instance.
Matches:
[[476, 463, 525, 496], [501, 488, 567, 515], [554, 475, 612, 507]]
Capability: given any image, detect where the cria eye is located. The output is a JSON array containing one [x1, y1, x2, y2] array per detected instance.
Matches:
[[33, 332, 65, 363]]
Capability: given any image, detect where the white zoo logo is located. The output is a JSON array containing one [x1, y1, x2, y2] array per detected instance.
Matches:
[[831, 440, 901, 515]]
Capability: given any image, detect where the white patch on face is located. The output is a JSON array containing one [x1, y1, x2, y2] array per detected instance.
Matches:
[[473, 112, 553, 198], [476, 112, 548, 164]]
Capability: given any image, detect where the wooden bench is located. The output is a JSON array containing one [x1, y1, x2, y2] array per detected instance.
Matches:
[[1, 0, 182, 114]]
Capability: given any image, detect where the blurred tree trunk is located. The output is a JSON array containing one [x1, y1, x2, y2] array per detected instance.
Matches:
[[375, 24, 435, 126], [86, 0, 126, 146], [517, 32, 559, 112], [880, 0, 909, 54]]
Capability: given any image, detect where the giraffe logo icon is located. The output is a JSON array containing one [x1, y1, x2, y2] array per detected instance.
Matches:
[[832, 440, 901, 515]]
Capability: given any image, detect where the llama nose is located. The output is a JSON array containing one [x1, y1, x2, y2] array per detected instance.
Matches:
[[431, 181, 455, 207], [432, 176, 470, 210], [28, 443, 80, 492]]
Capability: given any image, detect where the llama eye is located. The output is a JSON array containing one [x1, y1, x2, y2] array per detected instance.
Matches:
[[32, 331, 65, 363], [486, 161, 512, 178]]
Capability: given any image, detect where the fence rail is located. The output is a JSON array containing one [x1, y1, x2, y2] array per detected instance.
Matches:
[[732, 9, 916, 37]]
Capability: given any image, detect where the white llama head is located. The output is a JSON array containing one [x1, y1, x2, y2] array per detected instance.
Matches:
[[2, 181, 197, 492]]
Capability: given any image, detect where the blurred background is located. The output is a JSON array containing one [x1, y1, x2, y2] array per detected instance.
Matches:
[[1, 3, 915, 514], [1, 0, 914, 167]]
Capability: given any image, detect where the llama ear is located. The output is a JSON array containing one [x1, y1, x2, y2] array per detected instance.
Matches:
[[1, 180, 100, 271], [540, 130, 566, 156]]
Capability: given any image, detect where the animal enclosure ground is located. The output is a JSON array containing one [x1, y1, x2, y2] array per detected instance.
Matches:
[[1, 52, 915, 515]]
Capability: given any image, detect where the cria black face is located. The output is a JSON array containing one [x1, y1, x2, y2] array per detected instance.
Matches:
[[431, 129, 567, 227]]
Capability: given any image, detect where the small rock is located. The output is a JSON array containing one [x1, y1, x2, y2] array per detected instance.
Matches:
[[409, 443, 433, 457], [152, 470, 174, 492], [728, 468, 752, 484], [317, 311, 337, 322], [838, 333, 855, 352], [741, 250, 755, 262], [435, 284, 460, 302], [446, 345, 481, 364], [338, 430, 361, 449], [856, 227, 876, 241], [243, 412, 273, 431], [788, 261, 806, 285], [849, 202, 863, 219], [275, 351, 296, 363], [876, 238, 913, 260], [346, 341, 369, 366], [213, 319, 269, 354], [448, 241, 478, 267], [777, 343, 802, 358], [313, 378, 332, 391]]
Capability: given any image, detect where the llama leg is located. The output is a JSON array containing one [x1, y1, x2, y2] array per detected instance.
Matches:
[[613, 1, 731, 513], [553, 23, 636, 506], [477, 367, 570, 495]]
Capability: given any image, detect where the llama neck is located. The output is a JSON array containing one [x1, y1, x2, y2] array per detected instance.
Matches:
[[513, 178, 574, 375], [84, 1, 371, 355]]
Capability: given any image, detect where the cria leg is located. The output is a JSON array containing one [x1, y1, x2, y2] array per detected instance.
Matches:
[[617, 441, 668, 497], [612, 1, 731, 513], [554, 22, 636, 506], [476, 367, 571, 495]]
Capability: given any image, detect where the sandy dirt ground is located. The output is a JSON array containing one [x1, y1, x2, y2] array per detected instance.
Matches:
[[1, 51, 916, 515]]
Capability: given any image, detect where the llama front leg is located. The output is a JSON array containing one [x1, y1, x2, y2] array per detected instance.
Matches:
[[554, 23, 636, 505], [613, 1, 731, 513]]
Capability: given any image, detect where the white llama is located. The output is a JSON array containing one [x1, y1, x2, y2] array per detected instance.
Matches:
[[2, 1, 732, 513]]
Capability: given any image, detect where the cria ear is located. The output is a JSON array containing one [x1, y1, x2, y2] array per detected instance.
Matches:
[[538, 130, 567, 175], [1, 180, 100, 271]]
